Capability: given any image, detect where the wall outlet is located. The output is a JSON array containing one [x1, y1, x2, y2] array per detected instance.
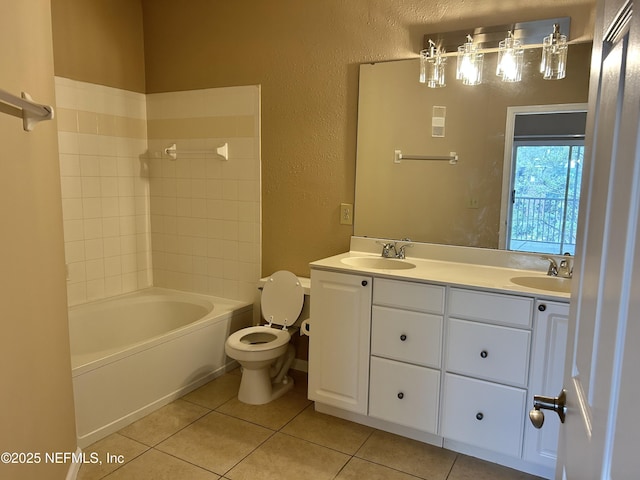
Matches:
[[340, 203, 353, 225], [468, 197, 479, 209]]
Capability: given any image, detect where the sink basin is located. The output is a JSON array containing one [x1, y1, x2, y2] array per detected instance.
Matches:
[[341, 256, 417, 270], [510, 275, 572, 294]]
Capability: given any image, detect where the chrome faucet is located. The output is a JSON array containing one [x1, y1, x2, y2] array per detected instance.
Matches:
[[377, 238, 413, 259], [543, 254, 573, 278]]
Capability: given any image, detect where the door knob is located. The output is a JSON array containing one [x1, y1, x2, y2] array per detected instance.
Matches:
[[529, 389, 566, 429]]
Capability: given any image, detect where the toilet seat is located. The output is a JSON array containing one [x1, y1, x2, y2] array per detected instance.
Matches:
[[261, 270, 304, 329], [226, 325, 290, 352]]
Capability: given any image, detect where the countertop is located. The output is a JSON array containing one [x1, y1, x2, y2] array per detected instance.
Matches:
[[310, 250, 571, 301]]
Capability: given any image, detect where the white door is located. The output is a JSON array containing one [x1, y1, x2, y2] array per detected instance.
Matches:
[[555, 0, 640, 477]]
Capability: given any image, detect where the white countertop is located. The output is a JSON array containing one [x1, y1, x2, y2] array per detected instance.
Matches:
[[310, 250, 571, 301]]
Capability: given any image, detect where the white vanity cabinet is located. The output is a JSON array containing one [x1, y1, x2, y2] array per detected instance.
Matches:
[[441, 288, 533, 457], [368, 278, 444, 434], [523, 300, 570, 470], [308, 269, 372, 414]]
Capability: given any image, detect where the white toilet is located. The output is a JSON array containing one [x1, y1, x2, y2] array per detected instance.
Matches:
[[225, 270, 304, 405]]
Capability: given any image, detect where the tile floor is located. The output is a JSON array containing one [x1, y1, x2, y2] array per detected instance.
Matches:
[[78, 369, 544, 480]]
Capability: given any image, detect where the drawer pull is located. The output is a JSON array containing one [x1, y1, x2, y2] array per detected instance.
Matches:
[[480, 350, 488, 358], [397, 392, 404, 399], [361, 280, 368, 286], [400, 334, 407, 341], [476, 412, 484, 421]]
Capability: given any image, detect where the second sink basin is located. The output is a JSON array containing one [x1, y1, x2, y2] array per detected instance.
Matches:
[[510, 275, 572, 294], [341, 256, 416, 270]]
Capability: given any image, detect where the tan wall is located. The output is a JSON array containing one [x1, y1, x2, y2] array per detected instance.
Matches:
[[51, 0, 146, 93], [51, 0, 596, 277], [0, 2, 77, 479], [140, 0, 595, 276]]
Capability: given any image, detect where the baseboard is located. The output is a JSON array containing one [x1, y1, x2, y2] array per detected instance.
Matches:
[[292, 358, 308, 372], [64, 447, 82, 480]]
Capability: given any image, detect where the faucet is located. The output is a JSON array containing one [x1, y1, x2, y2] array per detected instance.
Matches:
[[377, 242, 397, 258], [395, 238, 414, 259], [542, 254, 573, 278], [377, 238, 413, 259]]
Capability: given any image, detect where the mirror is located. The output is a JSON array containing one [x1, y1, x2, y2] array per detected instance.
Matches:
[[354, 42, 592, 249]]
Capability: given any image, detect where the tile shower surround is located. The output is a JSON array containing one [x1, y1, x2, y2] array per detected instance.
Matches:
[[55, 78, 260, 306]]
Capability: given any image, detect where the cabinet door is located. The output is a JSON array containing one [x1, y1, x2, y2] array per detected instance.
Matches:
[[308, 269, 372, 414], [523, 301, 569, 469]]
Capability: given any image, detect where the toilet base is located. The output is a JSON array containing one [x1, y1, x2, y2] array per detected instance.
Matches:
[[237, 367, 294, 405]]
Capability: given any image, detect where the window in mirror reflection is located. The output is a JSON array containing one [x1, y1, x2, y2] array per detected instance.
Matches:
[[508, 141, 584, 255]]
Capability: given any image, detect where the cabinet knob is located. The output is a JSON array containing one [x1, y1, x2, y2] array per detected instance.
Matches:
[[538, 304, 547, 312], [480, 350, 488, 359], [476, 412, 484, 421], [397, 392, 404, 399], [361, 280, 368, 287], [400, 334, 407, 341]]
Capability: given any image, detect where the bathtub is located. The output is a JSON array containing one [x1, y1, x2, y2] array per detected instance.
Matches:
[[69, 287, 253, 448]]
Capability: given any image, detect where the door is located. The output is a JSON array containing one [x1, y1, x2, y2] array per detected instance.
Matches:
[[556, 0, 640, 477]]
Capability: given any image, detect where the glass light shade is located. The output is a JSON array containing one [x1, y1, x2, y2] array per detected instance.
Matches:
[[541, 31, 568, 80], [420, 48, 446, 88], [496, 34, 523, 82], [457, 41, 484, 85]]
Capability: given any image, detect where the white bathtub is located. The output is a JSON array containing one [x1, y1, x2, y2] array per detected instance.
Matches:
[[69, 287, 253, 447]]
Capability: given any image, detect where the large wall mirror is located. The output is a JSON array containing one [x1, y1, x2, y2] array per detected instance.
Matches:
[[354, 42, 592, 251]]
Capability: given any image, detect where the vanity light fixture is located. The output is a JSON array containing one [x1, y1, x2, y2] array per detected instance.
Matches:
[[420, 40, 447, 88], [456, 35, 484, 85], [496, 31, 524, 82], [541, 23, 568, 80]]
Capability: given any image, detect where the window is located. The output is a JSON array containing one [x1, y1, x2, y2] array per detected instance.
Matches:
[[500, 105, 587, 254], [508, 141, 584, 254]]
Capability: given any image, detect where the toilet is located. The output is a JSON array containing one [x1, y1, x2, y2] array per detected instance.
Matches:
[[225, 270, 305, 405]]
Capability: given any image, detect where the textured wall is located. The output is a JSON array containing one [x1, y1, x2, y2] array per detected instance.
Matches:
[[51, 0, 596, 276], [0, 2, 77, 479], [51, 0, 146, 92], [141, 0, 595, 276]]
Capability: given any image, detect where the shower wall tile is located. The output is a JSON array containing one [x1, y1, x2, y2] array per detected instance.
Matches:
[[56, 79, 261, 307], [147, 85, 261, 303], [55, 77, 152, 306]]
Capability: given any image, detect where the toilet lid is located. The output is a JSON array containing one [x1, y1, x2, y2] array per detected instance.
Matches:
[[261, 270, 304, 327]]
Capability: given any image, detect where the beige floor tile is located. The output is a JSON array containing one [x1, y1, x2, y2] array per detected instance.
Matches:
[[335, 457, 422, 480], [182, 374, 241, 410], [118, 399, 210, 446], [103, 449, 220, 480], [447, 454, 545, 480], [216, 389, 311, 430], [281, 404, 374, 454], [78, 433, 148, 480], [226, 432, 350, 480], [356, 430, 457, 480], [156, 411, 273, 475]]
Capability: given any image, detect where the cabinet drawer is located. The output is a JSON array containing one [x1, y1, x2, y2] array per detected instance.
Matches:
[[441, 373, 526, 457], [449, 288, 533, 328], [371, 306, 442, 368], [373, 278, 445, 314], [446, 318, 530, 387], [369, 356, 440, 434]]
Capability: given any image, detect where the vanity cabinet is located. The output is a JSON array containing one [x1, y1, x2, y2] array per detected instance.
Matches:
[[441, 288, 533, 457], [308, 269, 372, 414], [308, 263, 569, 479], [523, 300, 570, 469], [368, 278, 444, 434]]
